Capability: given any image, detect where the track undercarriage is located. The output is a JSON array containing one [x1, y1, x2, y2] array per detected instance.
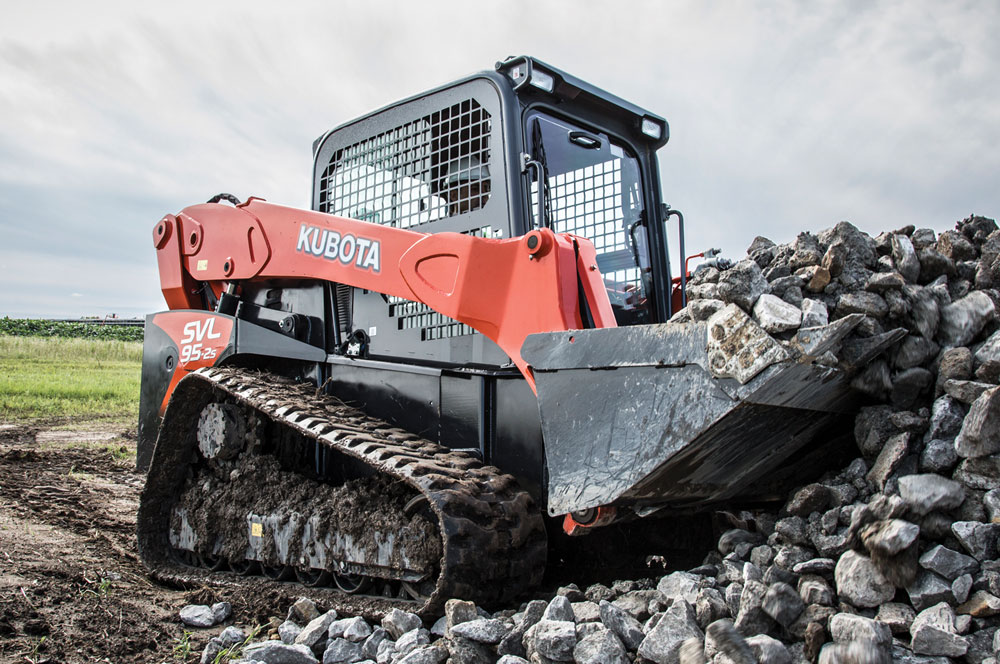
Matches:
[[137, 367, 547, 616]]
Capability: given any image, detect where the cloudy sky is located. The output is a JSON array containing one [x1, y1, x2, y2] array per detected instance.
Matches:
[[1, 0, 997, 318]]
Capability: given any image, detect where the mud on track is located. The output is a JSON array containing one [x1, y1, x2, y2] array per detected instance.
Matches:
[[0, 422, 277, 664]]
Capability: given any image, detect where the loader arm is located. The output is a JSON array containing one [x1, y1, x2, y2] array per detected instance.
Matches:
[[153, 197, 616, 392]]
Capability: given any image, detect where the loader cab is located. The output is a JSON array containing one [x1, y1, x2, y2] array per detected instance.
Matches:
[[311, 55, 673, 367]]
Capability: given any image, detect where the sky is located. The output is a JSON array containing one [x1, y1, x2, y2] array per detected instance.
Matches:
[[1, 0, 998, 318]]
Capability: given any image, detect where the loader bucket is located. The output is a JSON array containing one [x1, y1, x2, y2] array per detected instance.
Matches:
[[523, 304, 898, 517]]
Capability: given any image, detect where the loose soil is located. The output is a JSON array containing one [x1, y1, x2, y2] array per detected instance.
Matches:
[[0, 421, 270, 663]]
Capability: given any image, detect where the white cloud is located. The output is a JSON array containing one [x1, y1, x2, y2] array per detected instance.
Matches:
[[1, 0, 998, 316]]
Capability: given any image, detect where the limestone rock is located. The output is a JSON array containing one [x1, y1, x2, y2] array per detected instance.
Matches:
[[834, 550, 894, 608], [753, 294, 802, 332], [954, 386, 1000, 457], [572, 630, 629, 664], [638, 600, 703, 664], [938, 291, 995, 347], [910, 602, 967, 657], [898, 474, 965, 515], [179, 604, 217, 628]]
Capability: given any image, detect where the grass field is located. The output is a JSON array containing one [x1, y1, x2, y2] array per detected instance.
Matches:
[[0, 335, 142, 421]]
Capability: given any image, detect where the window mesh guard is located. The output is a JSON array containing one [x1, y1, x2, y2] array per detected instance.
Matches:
[[319, 99, 492, 228], [318, 100, 495, 341], [533, 159, 644, 295]]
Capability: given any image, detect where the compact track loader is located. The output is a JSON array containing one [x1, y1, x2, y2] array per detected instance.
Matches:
[[137, 57, 890, 615]]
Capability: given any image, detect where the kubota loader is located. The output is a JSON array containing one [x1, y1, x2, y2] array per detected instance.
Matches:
[[137, 56, 892, 615]]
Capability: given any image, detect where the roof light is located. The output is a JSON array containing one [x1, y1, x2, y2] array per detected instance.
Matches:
[[529, 69, 555, 93], [641, 117, 663, 140]]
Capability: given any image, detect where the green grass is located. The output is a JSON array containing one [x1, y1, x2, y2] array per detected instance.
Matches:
[[0, 335, 142, 421]]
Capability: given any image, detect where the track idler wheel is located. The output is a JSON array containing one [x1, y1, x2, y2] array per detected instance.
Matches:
[[197, 403, 247, 461]]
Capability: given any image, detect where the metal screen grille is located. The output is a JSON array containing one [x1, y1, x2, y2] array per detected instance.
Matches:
[[387, 225, 501, 340], [534, 158, 641, 290], [319, 99, 492, 228]]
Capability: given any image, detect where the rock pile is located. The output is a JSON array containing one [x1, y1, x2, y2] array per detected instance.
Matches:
[[187, 215, 1000, 663], [668, 215, 1000, 663]]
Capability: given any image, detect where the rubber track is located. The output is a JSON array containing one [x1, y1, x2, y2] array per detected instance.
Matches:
[[137, 366, 547, 617]]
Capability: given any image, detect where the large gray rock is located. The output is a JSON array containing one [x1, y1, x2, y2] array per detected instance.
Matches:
[[336, 616, 371, 643], [892, 234, 921, 283], [450, 618, 509, 645], [746, 634, 791, 664], [875, 602, 915, 634], [280, 620, 303, 644], [717, 259, 769, 310], [657, 571, 701, 604], [866, 432, 910, 489], [444, 599, 478, 636], [211, 602, 231, 624], [395, 645, 448, 664], [321, 638, 363, 664], [955, 386, 1000, 457], [906, 571, 954, 612], [361, 628, 388, 660], [179, 604, 217, 628], [598, 600, 643, 651], [953, 457, 1000, 490], [951, 521, 1000, 560], [835, 550, 895, 608], [951, 573, 973, 604], [898, 474, 965, 515], [838, 292, 888, 318], [734, 579, 773, 635], [638, 600, 703, 664], [920, 438, 958, 473], [909, 602, 968, 657], [218, 626, 246, 647], [295, 610, 338, 652], [918, 545, 979, 580], [798, 575, 833, 606], [925, 395, 966, 442], [442, 636, 493, 664], [944, 378, 993, 404], [289, 597, 321, 623], [938, 291, 996, 347], [572, 630, 629, 664], [543, 596, 575, 623], [571, 601, 600, 623], [801, 299, 829, 327], [243, 641, 320, 664], [753, 294, 802, 332], [976, 329, 1000, 364], [381, 608, 422, 640], [525, 619, 576, 662], [762, 582, 804, 627], [394, 628, 431, 660]]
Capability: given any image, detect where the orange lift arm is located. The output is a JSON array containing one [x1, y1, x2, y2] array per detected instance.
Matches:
[[153, 197, 617, 391]]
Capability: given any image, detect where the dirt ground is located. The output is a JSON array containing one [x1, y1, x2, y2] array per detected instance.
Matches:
[[0, 421, 264, 664]]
